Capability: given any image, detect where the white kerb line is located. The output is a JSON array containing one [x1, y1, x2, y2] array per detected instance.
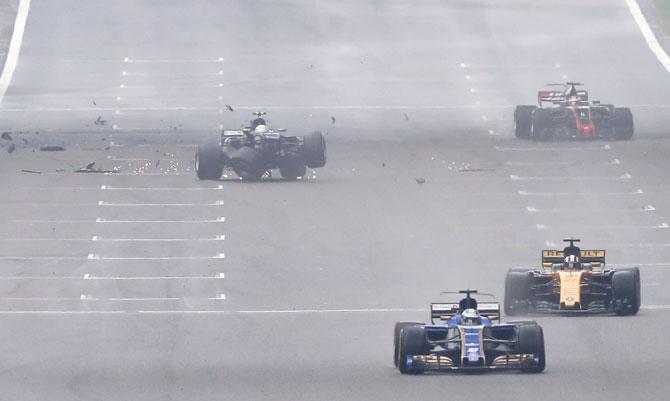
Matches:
[[627, 0, 670, 74], [0, 0, 31, 102]]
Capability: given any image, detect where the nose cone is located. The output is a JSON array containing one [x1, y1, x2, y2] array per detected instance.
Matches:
[[580, 125, 594, 135]]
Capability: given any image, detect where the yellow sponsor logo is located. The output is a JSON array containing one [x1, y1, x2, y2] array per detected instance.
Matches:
[[542, 249, 605, 258], [558, 271, 583, 308]]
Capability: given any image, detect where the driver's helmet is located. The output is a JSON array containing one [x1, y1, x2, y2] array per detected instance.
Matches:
[[254, 124, 268, 135], [563, 254, 581, 270], [460, 308, 482, 326]]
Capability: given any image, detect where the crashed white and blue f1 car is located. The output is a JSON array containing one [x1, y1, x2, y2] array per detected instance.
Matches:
[[394, 290, 545, 374]]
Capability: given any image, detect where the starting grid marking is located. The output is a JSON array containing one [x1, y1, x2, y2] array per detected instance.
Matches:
[[10, 218, 226, 224], [0, 254, 225, 261], [0, 306, 667, 315]]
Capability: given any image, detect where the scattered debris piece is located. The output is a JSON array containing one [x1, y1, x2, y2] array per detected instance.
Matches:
[[21, 169, 41, 174], [382, 162, 386, 167], [94, 116, 107, 126], [75, 162, 118, 174], [92, 99, 97, 106], [415, 177, 426, 184], [39, 145, 65, 151], [225, 104, 234, 112], [331, 116, 336, 124], [404, 113, 410, 121], [55, 169, 65, 173], [7, 143, 16, 153], [155, 159, 160, 168], [21, 138, 28, 144], [1, 132, 12, 140]]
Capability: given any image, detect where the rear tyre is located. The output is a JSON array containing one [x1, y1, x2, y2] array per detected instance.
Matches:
[[195, 144, 225, 180], [612, 267, 641, 315], [531, 109, 553, 141], [394, 322, 423, 367], [398, 326, 428, 374], [303, 131, 327, 168], [505, 270, 531, 316], [279, 156, 307, 180], [613, 107, 634, 140], [514, 105, 536, 139], [230, 147, 264, 181], [518, 323, 546, 373]]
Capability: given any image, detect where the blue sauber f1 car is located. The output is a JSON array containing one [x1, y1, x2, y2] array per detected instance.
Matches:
[[394, 290, 545, 374]]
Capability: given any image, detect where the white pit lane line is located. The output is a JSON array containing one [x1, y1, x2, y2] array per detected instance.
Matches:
[[98, 201, 224, 206], [0, 0, 31, 102], [518, 189, 643, 196], [510, 173, 632, 181], [627, 0, 670, 74]]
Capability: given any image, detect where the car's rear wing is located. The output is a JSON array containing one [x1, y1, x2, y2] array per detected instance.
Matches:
[[541, 249, 606, 268], [537, 90, 588, 105], [430, 302, 500, 324]]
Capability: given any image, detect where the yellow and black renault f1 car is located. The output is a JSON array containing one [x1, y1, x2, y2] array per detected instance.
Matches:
[[504, 238, 640, 316], [394, 290, 545, 374]]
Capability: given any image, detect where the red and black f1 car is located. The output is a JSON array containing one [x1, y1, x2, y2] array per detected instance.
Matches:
[[514, 82, 633, 141]]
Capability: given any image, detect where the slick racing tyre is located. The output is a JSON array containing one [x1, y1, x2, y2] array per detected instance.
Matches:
[[195, 144, 226, 180], [504, 270, 531, 316], [514, 105, 536, 139], [230, 147, 264, 181], [531, 108, 553, 141], [613, 107, 634, 140], [518, 323, 546, 373], [303, 131, 327, 168], [394, 322, 423, 367], [398, 325, 429, 374], [279, 156, 307, 180], [612, 267, 641, 315]]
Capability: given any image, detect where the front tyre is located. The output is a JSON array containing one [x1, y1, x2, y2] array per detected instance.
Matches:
[[393, 322, 423, 367], [612, 267, 641, 315], [303, 131, 327, 168], [230, 147, 264, 181], [505, 270, 531, 316], [518, 323, 546, 373], [613, 107, 634, 140], [514, 105, 536, 139], [195, 144, 225, 180], [398, 325, 428, 374]]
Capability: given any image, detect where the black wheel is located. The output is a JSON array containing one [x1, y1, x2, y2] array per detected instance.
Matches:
[[612, 267, 640, 315], [230, 147, 264, 181], [303, 131, 327, 168], [279, 156, 307, 180], [398, 325, 428, 374], [195, 144, 225, 180], [393, 322, 422, 367], [531, 109, 553, 141], [505, 270, 531, 316], [613, 107, 634, 140], [517, 323, 545, 373], [514, 105, 536, 139]]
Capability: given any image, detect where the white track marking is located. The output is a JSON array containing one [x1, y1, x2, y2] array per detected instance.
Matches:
[[510, 174, 631, 181], [610, 263, 670, 267], [627, 0, 670, 74], [0, 275, 226, 281], [12, 219, 96, 224], [98, 201, 224, 206], [0, 307, 665, 315], [209, 294, 226, 300], [100, 185, 222, 191], [95, 217, 225, 223], [496, 145, 610, 152], [86, 254, 225, 260], [0, 308, 427, 315], [525, 206, 654, 213], [518, 189, 643, 196], [0, 0, 31, 102], [123, 57, 224, 63], [89, 237, 224, 242], [535, 223, 668, 230]]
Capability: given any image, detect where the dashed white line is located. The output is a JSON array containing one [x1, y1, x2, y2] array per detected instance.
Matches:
[[98, 201, 224, 206], [86, 254, 225, 260], [518, 189, 643, 196], [510, 174, 631, 181], [95, 217, 225, 223]]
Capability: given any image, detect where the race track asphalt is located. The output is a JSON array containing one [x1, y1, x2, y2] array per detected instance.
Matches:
[[0, 1, 669, 400]]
